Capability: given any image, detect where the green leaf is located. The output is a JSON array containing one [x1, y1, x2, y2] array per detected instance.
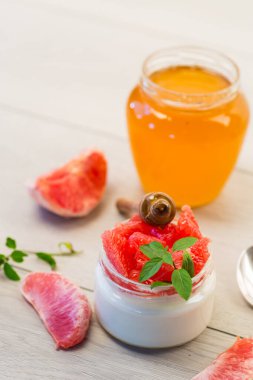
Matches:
[[140, 241, 167, 259], [172, 237, 198, 252], [36, 252, 56, 270], [6, 237, 16, 249], [10, 250, 28, 263], [139, 257, 163, 282], [58, 242, 73, 253], [182, 252, 195, 277], [0, 254, 6, 265], [151, 281, 171, 289], [3, 263, 20, 281], [162, 252, 173, 266], [172, 269, 192, 300]]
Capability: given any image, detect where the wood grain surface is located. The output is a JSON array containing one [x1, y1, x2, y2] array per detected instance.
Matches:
[[0, 1, 253, 379]]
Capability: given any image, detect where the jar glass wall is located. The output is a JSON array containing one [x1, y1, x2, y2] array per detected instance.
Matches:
[[95, 248, 216, 348], [126, 46, 249, 207]]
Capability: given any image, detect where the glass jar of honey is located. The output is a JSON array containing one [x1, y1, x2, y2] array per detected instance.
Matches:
[[126, 47, 249, 207]]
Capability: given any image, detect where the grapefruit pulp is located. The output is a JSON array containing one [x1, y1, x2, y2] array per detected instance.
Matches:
[[29, 150, 107, 217], [192, 337, 253, 379], [102, 206, 210, 286], [21, 272, 92, 349]]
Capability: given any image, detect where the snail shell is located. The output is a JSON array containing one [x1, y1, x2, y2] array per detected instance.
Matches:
[[139, 192, 176, 226]]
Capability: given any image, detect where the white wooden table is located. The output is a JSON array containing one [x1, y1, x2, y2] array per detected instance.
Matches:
[[1, 1, 253, 379]]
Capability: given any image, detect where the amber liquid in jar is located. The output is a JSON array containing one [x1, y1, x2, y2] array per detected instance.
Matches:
[[127, 48, 249, 207]]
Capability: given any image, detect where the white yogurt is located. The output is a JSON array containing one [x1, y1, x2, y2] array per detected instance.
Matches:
[[94, 250, 216, 348]]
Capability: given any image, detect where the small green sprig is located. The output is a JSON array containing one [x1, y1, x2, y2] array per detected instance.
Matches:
[[139, 237, 198, 300], [0, 237, 80, 281]]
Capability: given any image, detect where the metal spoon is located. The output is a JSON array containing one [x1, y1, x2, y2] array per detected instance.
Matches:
[[237, 246, 253, 306]]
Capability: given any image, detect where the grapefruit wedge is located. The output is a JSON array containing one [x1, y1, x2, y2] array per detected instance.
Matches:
[[21, 272, 91, 349], [102, 207, 210, 285], [192, 337, 253, 379], [29, 150, 107, 217]]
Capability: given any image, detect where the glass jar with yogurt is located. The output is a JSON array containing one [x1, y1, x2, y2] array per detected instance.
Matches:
[[95, 247, 216, 348]]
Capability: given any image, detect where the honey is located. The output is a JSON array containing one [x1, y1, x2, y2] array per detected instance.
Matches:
[[126, 48, 249, 207]]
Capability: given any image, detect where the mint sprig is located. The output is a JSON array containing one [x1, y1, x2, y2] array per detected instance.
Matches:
[[182, 252, 195, 278], [0, 236, 80, 281], [151, 281, 171, 289], [172, 268, 192, 300], [140, 241, 167, 259], [36, 253, 56, 270], [6, 237, 16, 249], [4, 262, 20, 281], [172, 237, 198, 252], [139, 258, 163, 282], [11, 250, 28, 263], [139, 237, 197, 300]]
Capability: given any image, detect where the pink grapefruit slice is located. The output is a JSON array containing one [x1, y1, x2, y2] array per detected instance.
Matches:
[[102, 207, 210, 285], [21, 272, 91, 349], [29, 150, 107, 217], [178, 205, 202, 239], [192, 337, 253, 379]]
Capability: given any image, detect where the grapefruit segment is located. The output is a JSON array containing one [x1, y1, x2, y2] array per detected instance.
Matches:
[[102, 229, 129, 277], [29, 150, 107, 217], [190, 237, 210, 275], [192, 337, 253, 379], [178, 205, 202, 239], [128, 232, 166, 271], [114, 215, 154, 238], [151, 222, 179, 247], [128, 232, 173, 282], [172, 250, 184, 269], [21, 272, 91, 349], [102, 206, 210, 286]]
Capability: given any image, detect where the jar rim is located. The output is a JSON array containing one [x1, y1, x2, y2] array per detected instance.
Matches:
[[100, 246, 213, 297], [140, 46, 240, 110]]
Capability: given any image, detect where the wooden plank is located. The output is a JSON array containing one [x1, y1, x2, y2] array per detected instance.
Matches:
[[0, 0, 178, 137], [0, 1, 252, 377], [8, 0, 253, 56], [0, 107, 143, 288], [0, 270, 237, 380], [0, 0, 252, 171], [0, 108, 253, 339]]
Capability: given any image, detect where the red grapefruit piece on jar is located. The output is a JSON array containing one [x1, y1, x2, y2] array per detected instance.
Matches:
[[21, 272, 92, 349], [126, 232, 173, 283], [102, 229, 130, 277], [172, 238, 210, 276], [29, 150, 107, 217], [102, 204, 211, 289], [189, 237, 210, 275], [192, 337, 253, 379], [178, 205, 202, 239]]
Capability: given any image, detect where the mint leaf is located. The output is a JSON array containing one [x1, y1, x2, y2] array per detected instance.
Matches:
[[151, 281, 171, 289], [172, 237, 198, 252], [36, 253, 56, 270], [58, 242, 73, 253], [182, 252, 195, 277], [11, 250, 28, 263], [0, 254, 6, 265], [162, 252, 173, 266], [172, 269, 192, 300], [140, 241, 166, 259], [139, 245, 157, 259], [6, 237, 16, 249], [139, 257, 163, 282], [3, 263, 20, 281]]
